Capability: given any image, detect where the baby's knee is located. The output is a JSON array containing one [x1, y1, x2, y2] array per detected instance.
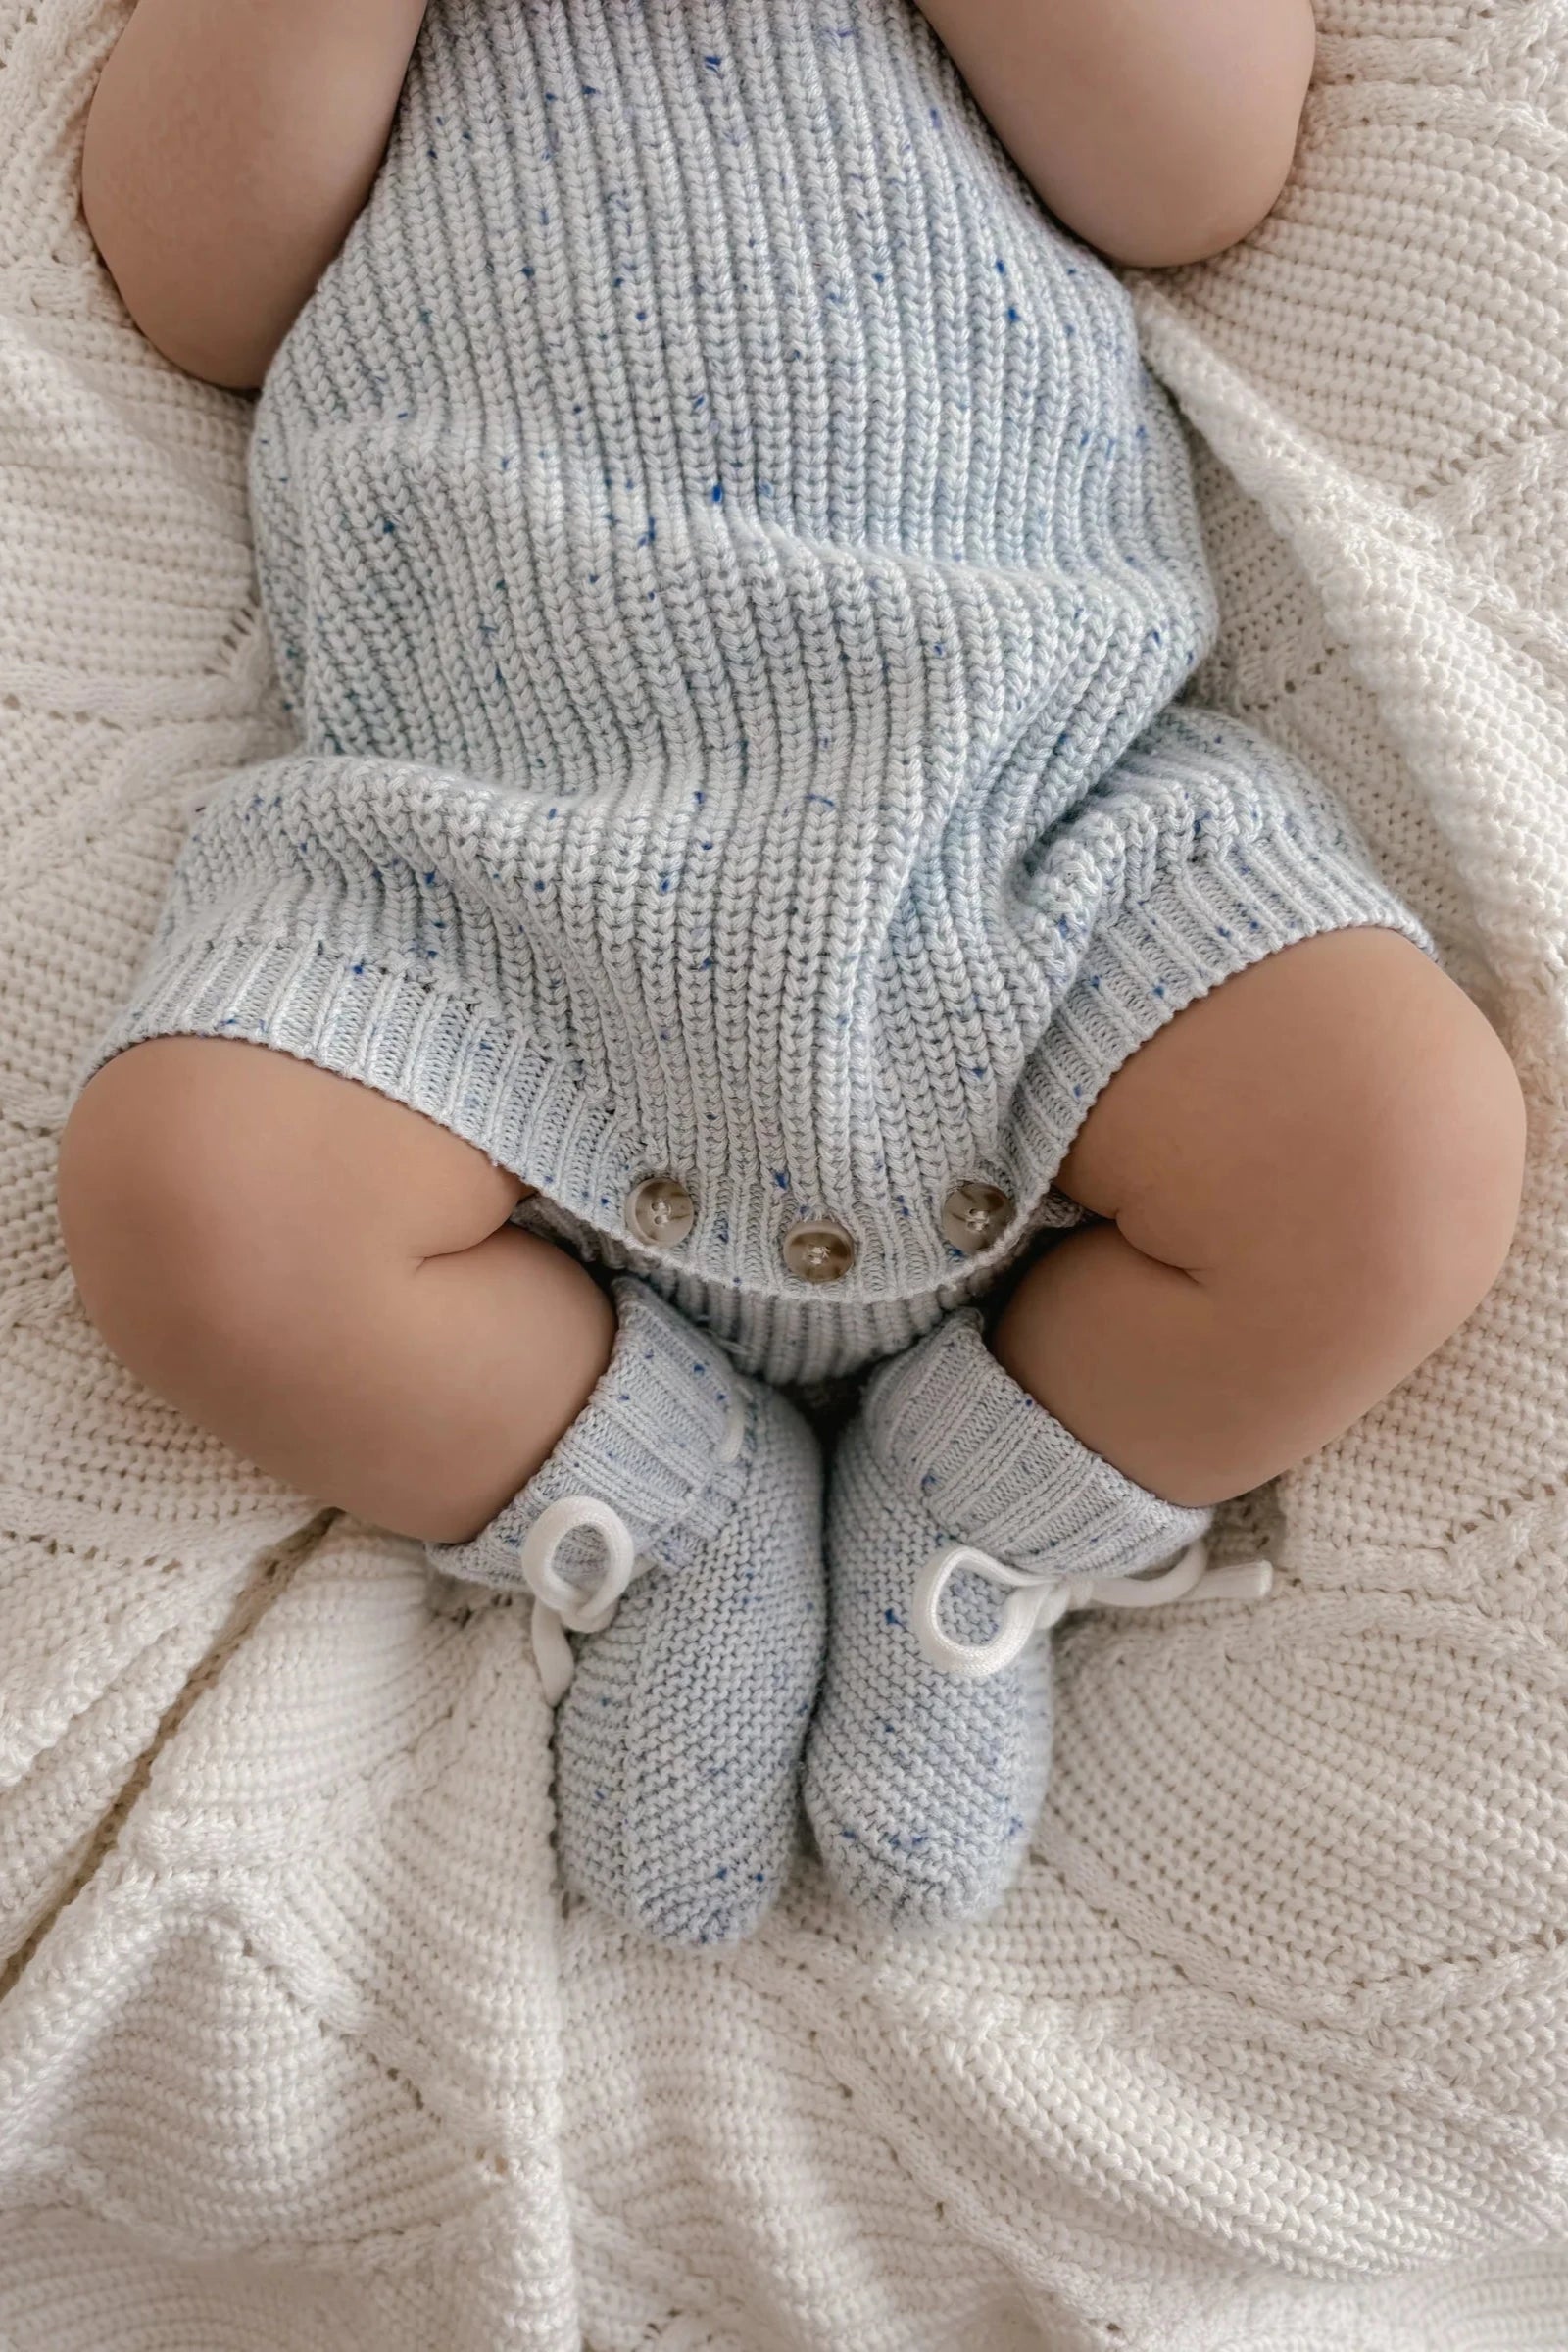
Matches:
[[1308, 960, 1526, 1342], [58, 1038, 368, 1383]]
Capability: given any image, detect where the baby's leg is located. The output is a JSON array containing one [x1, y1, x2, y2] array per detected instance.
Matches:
[[62, 1037, 829, 1947], [994, 928, 1528, 1506], [804, 927, 1524, 1927], [57, 1038, 614, 1542]]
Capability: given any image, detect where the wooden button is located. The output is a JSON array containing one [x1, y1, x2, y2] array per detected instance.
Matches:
[[940, 1180, 1014, 1253], [625, 1175, 695, 1248], [782, 1216, 857, 1284]]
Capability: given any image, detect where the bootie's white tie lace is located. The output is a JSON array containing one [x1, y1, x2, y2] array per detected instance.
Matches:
[[516, 1394, 750, 1702], [515, 1496, 640, 1703], [911, 1538, 1275, 1682]]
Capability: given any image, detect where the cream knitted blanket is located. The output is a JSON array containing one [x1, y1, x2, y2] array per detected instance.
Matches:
[[1, 1, 1564, 2345]]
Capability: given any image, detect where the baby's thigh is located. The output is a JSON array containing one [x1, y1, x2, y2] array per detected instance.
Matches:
[[1053, 927, 1525, 1303], [58, 1037, 523, 1345]]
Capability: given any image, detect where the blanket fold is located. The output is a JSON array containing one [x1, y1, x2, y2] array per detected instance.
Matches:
[[1, 0, 1564, 2344]]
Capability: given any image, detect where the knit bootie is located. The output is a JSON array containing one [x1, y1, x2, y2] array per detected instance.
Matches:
[[431, 1277, 825, 1946], [804, 1310, 1270, 1930]]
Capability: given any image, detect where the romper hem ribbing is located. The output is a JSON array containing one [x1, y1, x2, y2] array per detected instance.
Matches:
[[74, 0, 1437, 1386], [81, 736, 1431, 1385]]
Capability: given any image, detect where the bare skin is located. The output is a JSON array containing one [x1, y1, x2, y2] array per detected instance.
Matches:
[[58, 932, 1526, 1539], [81, 0, 430, 389], [992, 928, 1527, 1505], [81, 0, 1317, 392], [63, 0, 1527, 1540], [58, 1036, 597, 1544], [913, 0, 1316, 269]]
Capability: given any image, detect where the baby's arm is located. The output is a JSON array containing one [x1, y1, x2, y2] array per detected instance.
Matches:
[[82, 0, 427, 389], [915, 0, 1315, 268]]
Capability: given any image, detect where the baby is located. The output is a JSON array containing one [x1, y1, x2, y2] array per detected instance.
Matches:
[[61, 0, 1525, 1943]]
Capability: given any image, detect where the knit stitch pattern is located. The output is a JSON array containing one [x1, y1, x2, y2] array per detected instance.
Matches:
[[4, 0, 1568, 2346], [433, 1278, 825, 1944], [77, 0, 1427, 1385], [433, 1277, 752, 1590], [805, 1310, 1211, 1925]]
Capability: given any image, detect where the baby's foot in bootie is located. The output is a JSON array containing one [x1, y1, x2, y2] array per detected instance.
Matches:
[[804, 1310, 1268, 1931], [432, 1277, 825, 1947]]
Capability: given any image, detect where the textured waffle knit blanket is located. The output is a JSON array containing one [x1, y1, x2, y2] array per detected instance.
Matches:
[[2, 1, 1567, 2348], [80, 0, 1423, 1387]]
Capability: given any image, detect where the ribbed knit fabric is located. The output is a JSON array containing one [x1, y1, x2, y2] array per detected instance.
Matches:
[[436, 1279, 825, 1944], [431, 1279, 749, 1591], [864, 1308, 1212, 1572], [805, 1310, 1210, 1925], [74, 0, 1431, 1386], [11, 0, 1568, 2344]]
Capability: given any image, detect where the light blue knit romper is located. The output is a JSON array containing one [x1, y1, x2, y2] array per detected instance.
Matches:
[[82, 0, 1438, 1939], [87, 0, 1430, 1390]]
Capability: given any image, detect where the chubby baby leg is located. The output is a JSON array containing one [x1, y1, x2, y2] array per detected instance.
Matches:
[[994, 927, 1528, 1505], [60, 1036, 826, 1946], [57, 1036, 614, 1541], [804, 929, 1526, 1929]]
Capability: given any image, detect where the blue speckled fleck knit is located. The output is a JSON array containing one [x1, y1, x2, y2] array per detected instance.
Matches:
[[83, 0, 1431, 1388], [805, 1307, 1210, 1927], [433, 1277, 826, 1945]]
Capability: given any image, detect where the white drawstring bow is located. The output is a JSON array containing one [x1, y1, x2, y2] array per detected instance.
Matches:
[[911, 1536, 1274, 1682], [514, 1495, 642, 1703], [515, 1391, 749, 1702]]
